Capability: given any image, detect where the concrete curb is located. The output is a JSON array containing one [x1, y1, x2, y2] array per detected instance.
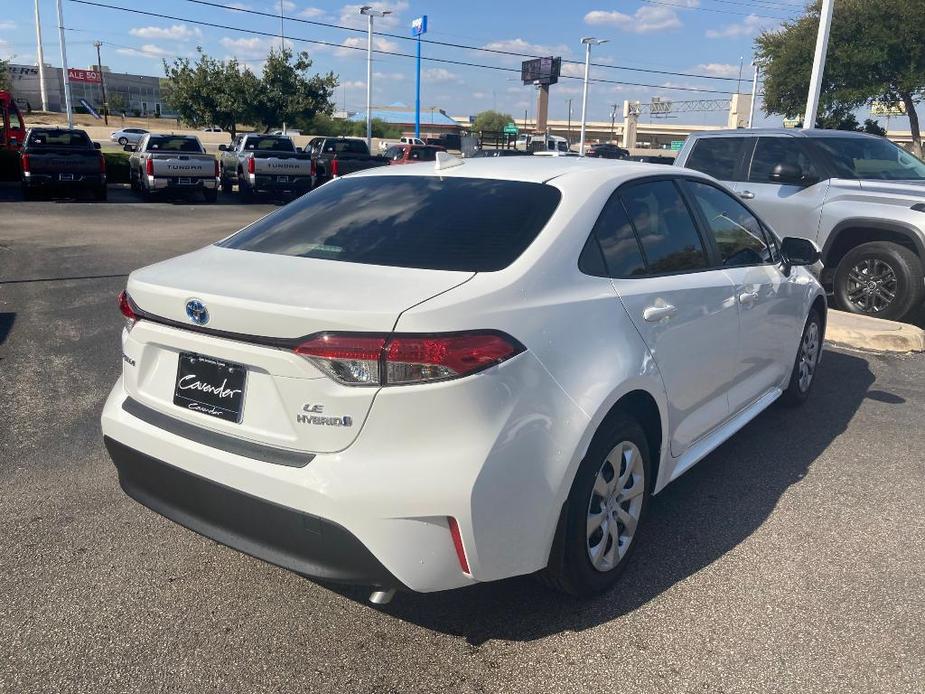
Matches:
[[826, 310, 925, 353]]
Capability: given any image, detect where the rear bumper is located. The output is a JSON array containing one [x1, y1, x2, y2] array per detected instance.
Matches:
[[105, 436, 402, 588], [150, 176, 218, 191], [22, 173, 105, 188], [251, 174, 311, 193]]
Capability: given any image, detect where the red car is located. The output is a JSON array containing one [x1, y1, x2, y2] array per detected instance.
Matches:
[[384, 143, 446, 165]]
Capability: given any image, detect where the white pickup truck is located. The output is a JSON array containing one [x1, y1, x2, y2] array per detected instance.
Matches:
[[218, 133, 313, 201], [378, 136, 425, 152], [126, 134, 218, 202]]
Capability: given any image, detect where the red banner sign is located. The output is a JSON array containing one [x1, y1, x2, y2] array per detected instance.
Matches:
[[67, 68, 102, 83]]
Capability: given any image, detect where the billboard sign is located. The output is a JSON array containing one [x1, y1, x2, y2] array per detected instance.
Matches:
[[67, 68, 102, 83], [521, 57, 561, 86], [411, 15, 428, 36]]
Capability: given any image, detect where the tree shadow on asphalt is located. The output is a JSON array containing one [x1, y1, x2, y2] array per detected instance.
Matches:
[[331, 349, 878, 645]]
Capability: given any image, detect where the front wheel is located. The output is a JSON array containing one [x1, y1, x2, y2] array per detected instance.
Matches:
[[781, 308, 823, 407], [118, 137, 128, 146], [833, 241, 924, 322], [542, 413, 651, 597]]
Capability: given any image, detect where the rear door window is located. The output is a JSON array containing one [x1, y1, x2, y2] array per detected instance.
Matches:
[[749, 137, 818, 183], [619, 180, 708, 274], [581, 193, 647, 278], [685, 180, 772, 267], [220, 176, 562, 272], [685, 137, 749, 181]]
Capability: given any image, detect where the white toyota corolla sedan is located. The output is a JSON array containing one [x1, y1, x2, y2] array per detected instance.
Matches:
[[101, 155, 825, 602]]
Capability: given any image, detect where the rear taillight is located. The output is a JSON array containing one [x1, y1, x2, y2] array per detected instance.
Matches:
[[310, 158, 317, 176], [145, 158, 153, 176], [247, 157, 255, 174], [294, 331, 523, 387], [21, 154, 30, 174], [118, 290, 139, 331], [214, 159, 220, 177], [330, 158, 339, 177], [99, 155, 106, 173]]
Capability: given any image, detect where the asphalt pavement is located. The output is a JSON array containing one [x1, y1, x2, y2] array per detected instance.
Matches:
[[1, 183, 923, 694]]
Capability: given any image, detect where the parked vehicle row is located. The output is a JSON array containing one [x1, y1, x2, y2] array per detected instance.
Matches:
[[102, 157, 826, 604]]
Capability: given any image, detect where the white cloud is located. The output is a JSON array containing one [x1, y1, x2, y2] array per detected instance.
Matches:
[[335, 35, 398, 57], [560, 62, 586, 78], [115, 43, 174, 59], [340, 79, 366, 89], [338, 2, 409, 30], [422, 68, 459, 83], [584, 3, 697, 33], [373, 71, 405, 81], [0, 20, 16, 31], [481, 37, 570, 58], [281, 0, 296, 11], [300, 7, 326, 17], [695, 62, 741, 78], [129, 24, 202, 41], [220, 36, 292, 58], [0, 39, 11, 60], [706, 14, 775, 39]]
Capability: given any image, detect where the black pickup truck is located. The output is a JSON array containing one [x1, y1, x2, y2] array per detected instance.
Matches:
[[309, 137, 389, 187], [20, 127, 106, 201]]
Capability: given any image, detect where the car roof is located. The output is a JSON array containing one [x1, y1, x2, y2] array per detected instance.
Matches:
[[348, 155, 700, 185], [690, 127, 885, 140]]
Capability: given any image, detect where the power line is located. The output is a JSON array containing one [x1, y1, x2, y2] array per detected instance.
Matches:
[[178, 0, 750, 83], [66, 0, 745, 95], [639, 0, 792, 21]]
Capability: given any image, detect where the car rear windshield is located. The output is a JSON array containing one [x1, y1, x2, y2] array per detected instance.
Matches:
[[28, 130, 91, 148], [147, 136, 204, 153], [244, 136, 295, 152], [219, 176, 562, 272], [813, 137, 925, 180], [320, 139, 368, 155]]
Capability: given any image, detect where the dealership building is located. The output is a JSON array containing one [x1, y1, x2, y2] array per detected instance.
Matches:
[[7, 63, 170, 117]]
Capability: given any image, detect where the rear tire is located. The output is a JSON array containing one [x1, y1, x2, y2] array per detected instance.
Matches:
[[94, 185, 107, 202], [118, 137, 128, 146], [238, 174, 253, 202], [833, 241, 924, 322], [542, 412, 651, 597], [781, 308, 823, 407], [220, 172, 233, 194], [203, 188, 218, 203], [22, 186, 37, 201]]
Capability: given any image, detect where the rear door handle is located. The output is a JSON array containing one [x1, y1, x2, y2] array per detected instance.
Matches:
[[739, 290, 759, 306], [643, 304, 678, 322], [737, 190, 755, 200]]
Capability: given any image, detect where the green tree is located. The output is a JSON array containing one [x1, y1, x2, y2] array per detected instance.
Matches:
[[163, 49, 260, 137], [757, 0, 925, 156], [251, 47, 337, 133], [473, 110, 515, 133]]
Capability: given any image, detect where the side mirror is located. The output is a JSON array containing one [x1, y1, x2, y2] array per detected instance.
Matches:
[[123, 144, 136, 152], [218, 144, 227, 151], [769, 162, 810, 186], [780, 237, 820, 273], [93, 142, 101, 149]]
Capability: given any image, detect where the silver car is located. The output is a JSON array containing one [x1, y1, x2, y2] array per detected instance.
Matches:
[[110, 128, 148, 146]]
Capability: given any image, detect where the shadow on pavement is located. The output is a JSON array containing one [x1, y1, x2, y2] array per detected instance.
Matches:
[[0, 182, 289, 206], [331, 349, 877, 645], [0, 312, 14, 346]]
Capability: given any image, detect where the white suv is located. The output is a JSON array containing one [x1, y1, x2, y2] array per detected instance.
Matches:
[[101, 157, 825, 601]]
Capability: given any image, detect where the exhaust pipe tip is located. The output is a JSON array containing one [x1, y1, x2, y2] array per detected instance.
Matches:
[[368, 588, 396, 605]]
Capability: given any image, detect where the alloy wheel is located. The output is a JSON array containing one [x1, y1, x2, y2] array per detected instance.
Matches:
[[798, 319, 820, 392], [586, 441, 645, 572], [846, 258, 897, 314]]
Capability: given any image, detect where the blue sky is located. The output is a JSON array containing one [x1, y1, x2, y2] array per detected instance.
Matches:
[[1, 0, 909, 129]]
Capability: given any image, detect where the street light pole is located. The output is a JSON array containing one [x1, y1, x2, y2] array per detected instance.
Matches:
[[610, 103, 617, 141], [56, 0, 73, 128], [748, 62, 760, 128], [803, 0, 835, 129], [579, 37, 607, 157], [34, 0, 48, 112], [567, 98, 572, 145], [360, 5, 390, 149]]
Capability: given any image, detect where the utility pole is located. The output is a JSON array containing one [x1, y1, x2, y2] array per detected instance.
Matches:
[[579, 37, 608, 157], [610, 103, 617, 141], [34, 0, 48, 111], [94, 41, 108, 125], [56, 0, 73, 128], [748, 62, 760, 128], [736, 56, 744, 95], [360, 5, 390, 148], [280, 0, 286, 133], [803, 0, 835, 129], [567, 98, 572, 145], [411, 16, 427, 140]]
